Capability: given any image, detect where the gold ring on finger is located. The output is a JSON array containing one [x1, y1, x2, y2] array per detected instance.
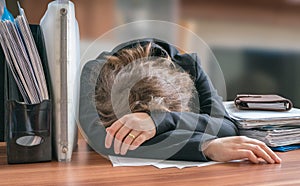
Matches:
[[128, 133, 136, 139]]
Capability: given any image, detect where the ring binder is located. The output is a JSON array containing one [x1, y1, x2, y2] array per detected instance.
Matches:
[[40, 0, 80, 162]]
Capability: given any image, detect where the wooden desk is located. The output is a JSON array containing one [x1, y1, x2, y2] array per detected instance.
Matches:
[[0, 139, 299, 186]]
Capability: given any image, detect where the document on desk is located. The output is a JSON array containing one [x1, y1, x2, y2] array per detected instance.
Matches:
[[108, 156, 222, 169], [224, 101, 300, 147], [240, 127, 300, 147], [224, 101, 300, 129]]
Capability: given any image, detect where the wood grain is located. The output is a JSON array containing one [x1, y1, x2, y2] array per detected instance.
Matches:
[[0, 139, 299, 186]]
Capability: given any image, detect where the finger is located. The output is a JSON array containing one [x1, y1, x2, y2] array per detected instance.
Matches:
[[105, 120, 125, 148], [244, 138, 282, 164], [114, 125, 131, 154], [129, 134, 147, 150], [241, 143, 275, 164], [257, 143, 282, 164], [236, 149, 260, 164], [108, 119, 125, 136], [120, 130, 140, 155], [105, 130, 114, 148]]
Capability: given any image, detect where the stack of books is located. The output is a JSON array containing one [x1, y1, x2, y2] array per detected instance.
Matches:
[[224, 101, 300, 147]]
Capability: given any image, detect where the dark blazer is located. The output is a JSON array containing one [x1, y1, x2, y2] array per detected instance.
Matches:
[[79, 38, 238, 161]]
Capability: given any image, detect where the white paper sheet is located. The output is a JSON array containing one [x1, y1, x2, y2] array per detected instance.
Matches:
[[108, 156, 222, 169]]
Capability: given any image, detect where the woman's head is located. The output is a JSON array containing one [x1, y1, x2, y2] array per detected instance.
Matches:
[[95, 43, 195, 127]]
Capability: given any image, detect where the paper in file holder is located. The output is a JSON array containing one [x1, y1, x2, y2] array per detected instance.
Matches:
[[3, 24, 52, 164]]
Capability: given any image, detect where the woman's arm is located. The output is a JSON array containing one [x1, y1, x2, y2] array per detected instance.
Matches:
[[105, 113, 281, 163]]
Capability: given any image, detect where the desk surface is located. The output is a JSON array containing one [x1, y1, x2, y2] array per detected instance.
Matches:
[[0, 139, 299, 186]]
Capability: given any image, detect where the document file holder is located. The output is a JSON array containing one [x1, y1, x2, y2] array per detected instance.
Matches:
[[6, 100, 52, 164], [0, 44, 4, 141], [4, 24, 52, 164]]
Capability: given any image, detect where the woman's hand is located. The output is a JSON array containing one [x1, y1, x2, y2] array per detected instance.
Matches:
[[105, 113, 156, 155], [203, 136, 282, 164]]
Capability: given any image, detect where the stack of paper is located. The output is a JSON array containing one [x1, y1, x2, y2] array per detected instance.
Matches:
[[0, 3, 48, 104], [224, 101, 300, 147], [239, 127, 300, 147]]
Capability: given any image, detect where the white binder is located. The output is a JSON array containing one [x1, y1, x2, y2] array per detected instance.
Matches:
[[40, 0, 80, 162]]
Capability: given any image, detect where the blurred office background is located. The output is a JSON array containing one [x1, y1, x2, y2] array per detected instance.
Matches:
[[1, 0, 299, 141], [8, 0, 300, 105]]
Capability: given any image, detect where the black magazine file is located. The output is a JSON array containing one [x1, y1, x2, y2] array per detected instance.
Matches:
[[3, 24, 53, 164], [0, 41, 4, 141]]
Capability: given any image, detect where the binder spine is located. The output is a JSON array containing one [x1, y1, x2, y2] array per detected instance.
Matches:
[[59, 6, 69, 159]]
